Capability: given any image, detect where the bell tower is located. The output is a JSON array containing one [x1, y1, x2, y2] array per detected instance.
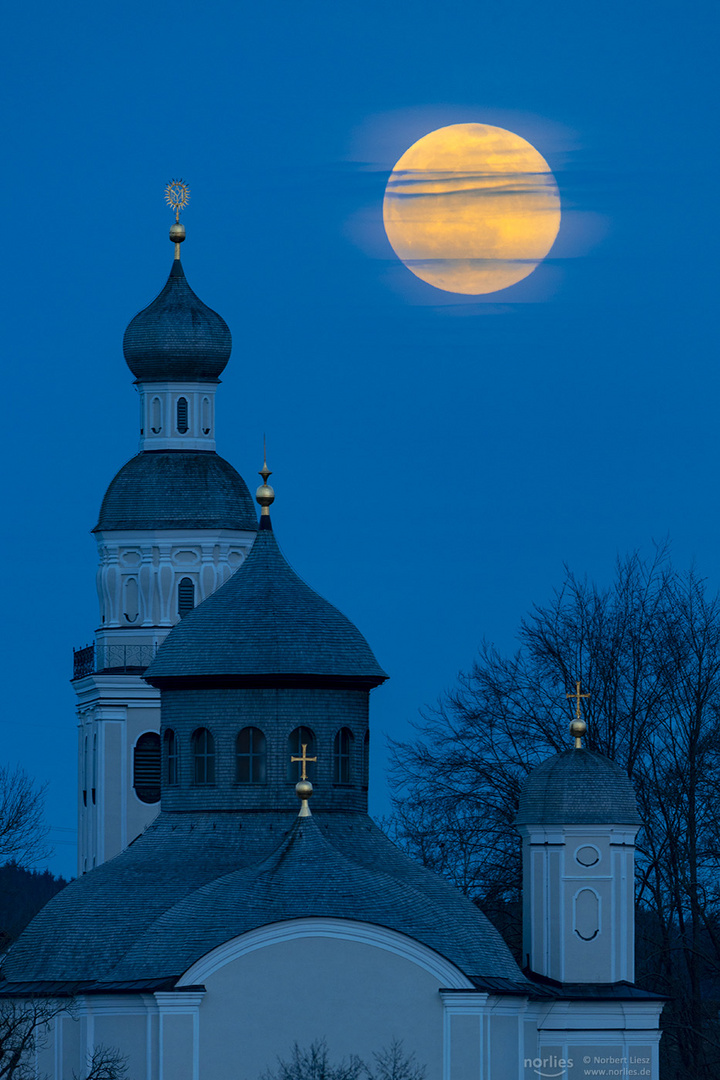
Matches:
[[515, 705, 641, 984], [72, 183, 258, 874]]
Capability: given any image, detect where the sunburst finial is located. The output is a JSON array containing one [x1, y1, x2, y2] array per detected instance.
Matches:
[[165, 179, 190, 258]]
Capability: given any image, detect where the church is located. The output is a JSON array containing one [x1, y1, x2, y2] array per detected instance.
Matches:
[[0, 194, 664, 1079]]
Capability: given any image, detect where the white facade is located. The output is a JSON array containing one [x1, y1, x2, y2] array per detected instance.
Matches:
[[31, 920, 662, 1080], [137, 382, 218, 452], [517, 822, 639, 984]]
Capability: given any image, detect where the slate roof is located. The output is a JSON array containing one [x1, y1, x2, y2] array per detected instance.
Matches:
[[123, 259, 231, 383], [515, 749, 641, 826], [2, 812, 523, 987], [94, 451, 258, 533], [144, 522, 387, 686]]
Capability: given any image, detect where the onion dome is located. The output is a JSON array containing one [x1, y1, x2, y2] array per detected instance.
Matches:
[[515, 749, 641, 826], [145, 521, 387, 688], [93, 451, 258, 533], [123, 260, 231, 383]]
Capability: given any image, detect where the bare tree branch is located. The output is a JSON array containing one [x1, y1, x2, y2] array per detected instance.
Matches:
[[0, 768, 49, 869], [387, 547, 720, 1079]]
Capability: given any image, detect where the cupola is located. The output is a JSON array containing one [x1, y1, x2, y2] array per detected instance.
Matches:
[[144, 462, 387, 815], [515, 705, 641, 984]]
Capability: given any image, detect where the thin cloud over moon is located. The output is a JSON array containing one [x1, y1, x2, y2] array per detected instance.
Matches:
[[383, 123, 561, 295]]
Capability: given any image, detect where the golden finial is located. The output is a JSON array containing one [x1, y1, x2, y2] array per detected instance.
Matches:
[[256, 438, 275, 518], [567, 680, 590, 748], [291, 744, 317, 818], [165, 179, 190, 259]]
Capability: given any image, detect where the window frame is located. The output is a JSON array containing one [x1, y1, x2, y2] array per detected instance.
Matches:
[[165, 728, 179, 786], [235, 726, 267, 785], [333, 727, 354, 785], [192, 727, 216, 786]]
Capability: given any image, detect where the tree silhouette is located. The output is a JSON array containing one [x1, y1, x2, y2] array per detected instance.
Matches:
[[388, 546, 720, 1080]]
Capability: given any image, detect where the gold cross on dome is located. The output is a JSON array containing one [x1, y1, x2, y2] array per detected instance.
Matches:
[[291, 744, 317, 781], [566, 680, 590, 720]]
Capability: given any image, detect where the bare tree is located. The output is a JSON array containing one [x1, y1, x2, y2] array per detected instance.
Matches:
[[258, 1039, 364, 1080], [366, 1040, 426, 1080], [387, 547, 720, 1080], [0, 767, 49, 869], [0, 998, 63, 1079], [257, 1039, 426, 1080]]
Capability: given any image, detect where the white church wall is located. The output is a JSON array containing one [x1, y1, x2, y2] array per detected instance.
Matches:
[[179, 920, 477, 1080], [59, 995, 162, 1080], [94, 529, 254, 633], [137, 382, 218, 453], [520, 824, 638, 984], [76, 679, 161, 873], [198, 937, 444, 1078], [524, 1000, 662, 1080]]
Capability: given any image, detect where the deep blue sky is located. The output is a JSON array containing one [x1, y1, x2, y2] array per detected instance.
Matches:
[[2, 1, 716, 877]]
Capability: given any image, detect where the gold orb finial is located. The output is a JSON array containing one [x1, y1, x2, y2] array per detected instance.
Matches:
[[570, 718, 587, 749], [296, 780, 313, 817], [256, 438, 275, 517], [165, 179, 190, 258]]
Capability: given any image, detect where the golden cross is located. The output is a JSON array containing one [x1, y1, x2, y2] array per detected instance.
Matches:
[[566, 680, 590, 720], [291, 744, 317, 781]]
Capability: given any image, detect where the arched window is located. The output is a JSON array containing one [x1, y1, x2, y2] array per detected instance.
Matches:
[[362, 731, 370, 790], [201, 396, 211, 435], [192, 727, 215, 785], [133, 732, 161, 804], [176, 397, 189, 434], [333, 727, 353, 784], [236, 727, 267, 784], [178, 577, 194, 618], [287, 726, 316, 782], [165, 729, 178, 786]]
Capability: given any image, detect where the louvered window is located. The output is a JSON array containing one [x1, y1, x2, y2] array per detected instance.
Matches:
[[178, 577, 194, 618], [134, 732, 161, 804], [236, 727, 267, 784], [287, 726, 316, 782], [192, 728, 215, 785], [165, 729, 178, 786], [333, 728, 353, 784], [176, 397, 189, 433]]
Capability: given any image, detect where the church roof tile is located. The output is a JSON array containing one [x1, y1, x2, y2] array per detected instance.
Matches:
[[94, 451, 258, 533], [2, 813, 521, 986], [145, 525, 387, 686]]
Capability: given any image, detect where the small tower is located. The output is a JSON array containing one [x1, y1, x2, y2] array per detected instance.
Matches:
[[72, 184, 257, 874], [515, 696, 641, 984]]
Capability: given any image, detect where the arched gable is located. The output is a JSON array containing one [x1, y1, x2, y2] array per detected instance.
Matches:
[[178, 916, 475, 989]]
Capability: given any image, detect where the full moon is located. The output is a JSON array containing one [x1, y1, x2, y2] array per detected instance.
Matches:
[[383, 123, 561, 295]]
